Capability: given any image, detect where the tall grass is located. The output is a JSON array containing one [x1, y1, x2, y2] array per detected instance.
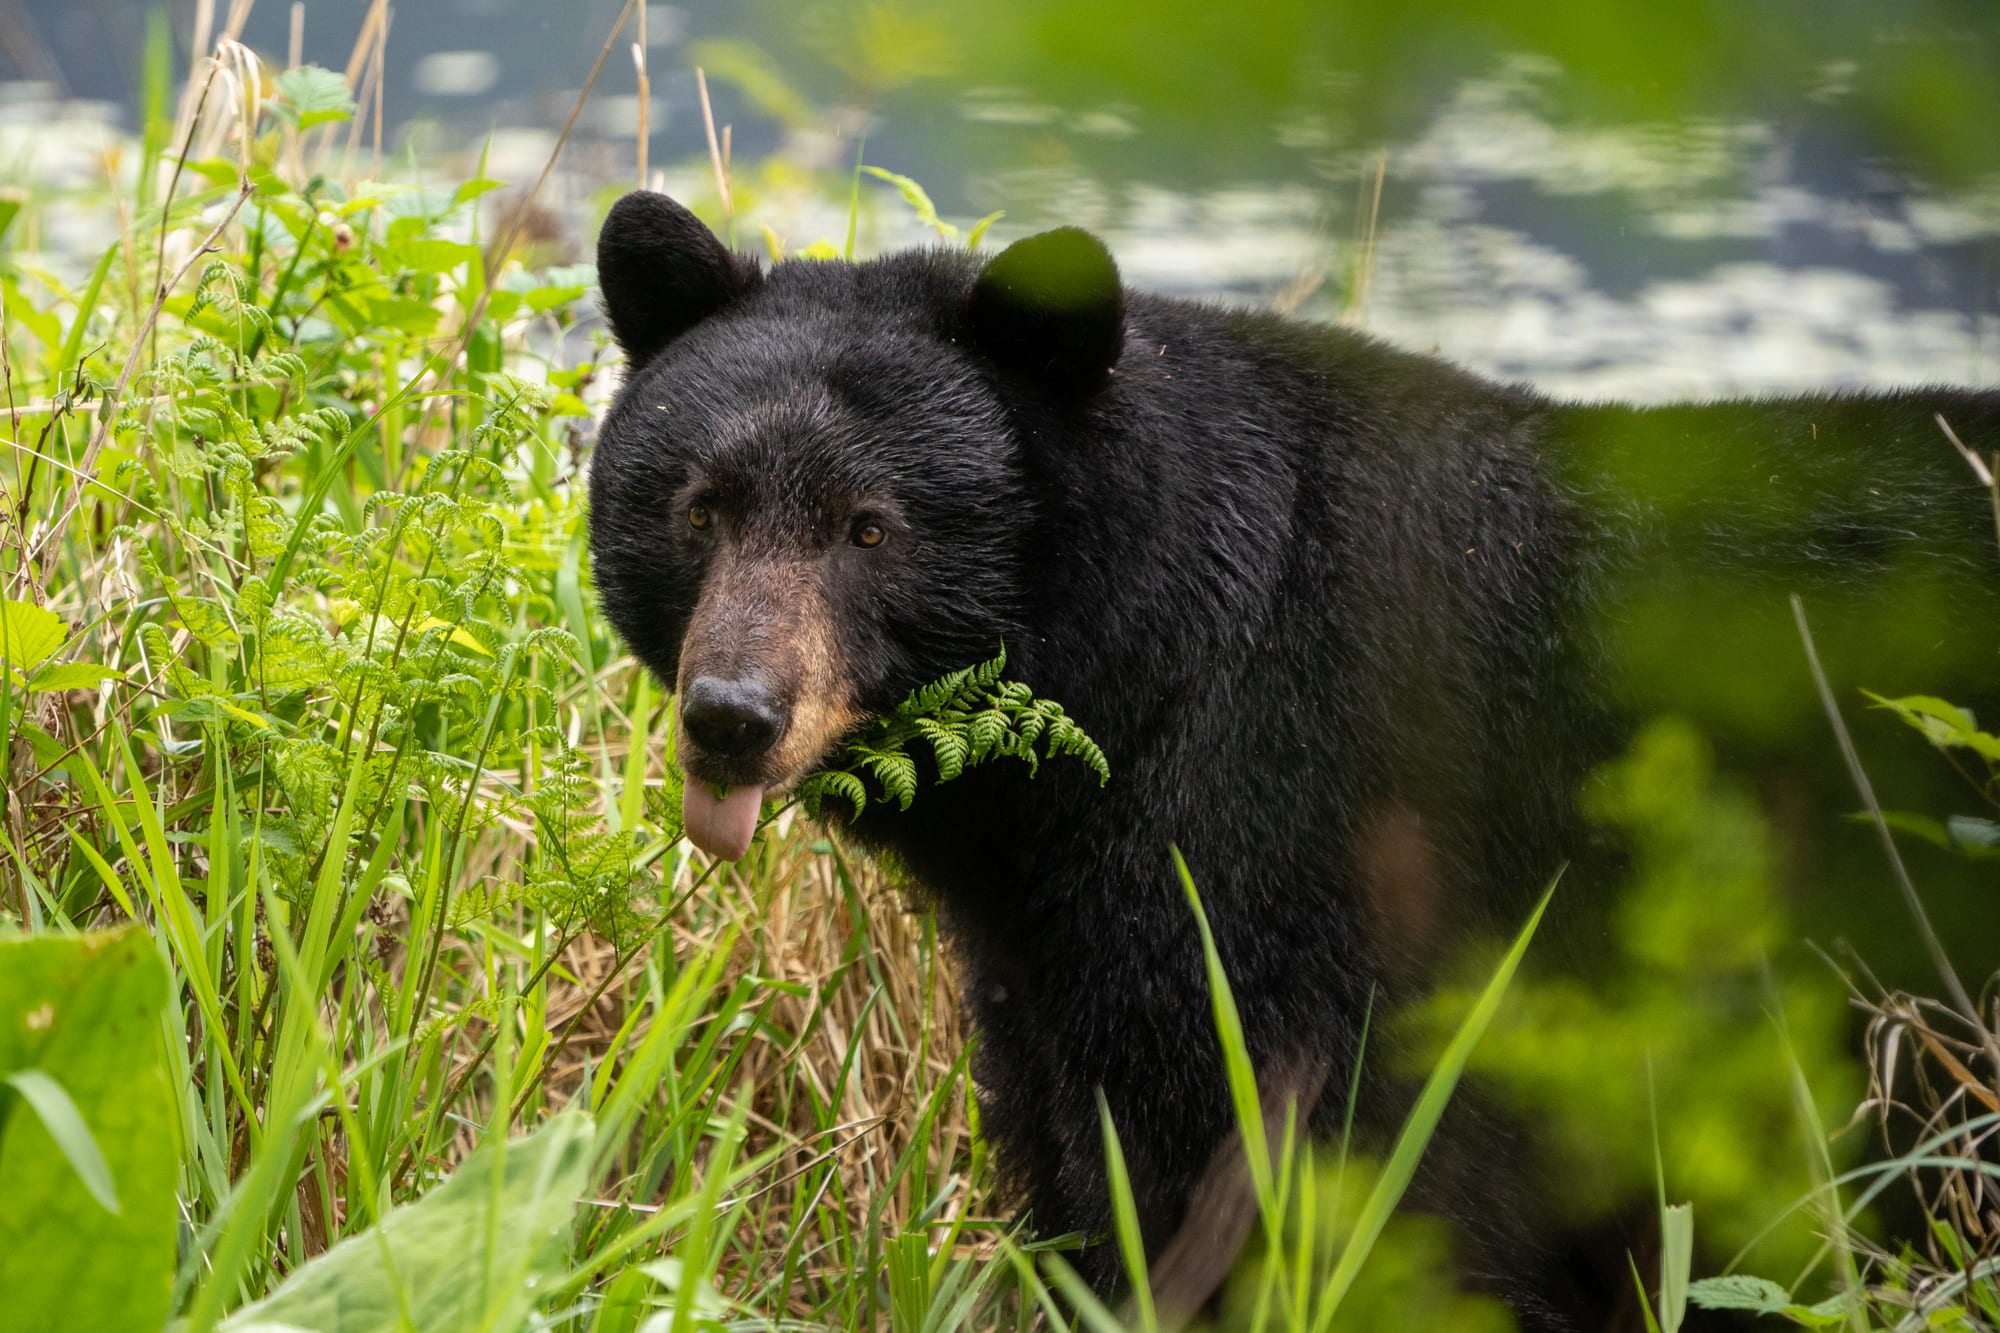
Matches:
[[0, 19, 1014, 1330]]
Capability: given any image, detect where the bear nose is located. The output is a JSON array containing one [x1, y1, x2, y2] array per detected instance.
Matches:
[[680, 677, 784, 760]]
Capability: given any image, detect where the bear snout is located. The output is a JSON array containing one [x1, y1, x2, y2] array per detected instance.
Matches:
[[681, 675, 786, 761], [674, 563, 869, 791]]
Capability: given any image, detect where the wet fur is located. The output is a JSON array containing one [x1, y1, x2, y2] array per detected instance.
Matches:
[[588, 192, 2000, 1329]]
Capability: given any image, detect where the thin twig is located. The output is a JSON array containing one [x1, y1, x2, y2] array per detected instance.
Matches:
[[153, 61, 223, 384], [697, 67, 733, 218], [633, 5, 649, 187], [1343, 148, 1387, 326], [1934, 414, 2000, 554]]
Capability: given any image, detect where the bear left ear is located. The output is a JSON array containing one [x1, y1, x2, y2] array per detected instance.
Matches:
[[966, 227, 1124, 396], [596, 191, 760, 366]]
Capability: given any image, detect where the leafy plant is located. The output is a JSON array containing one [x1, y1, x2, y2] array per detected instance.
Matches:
[[1864, 691, 2000, 858], [796, 645, 1110, 818]]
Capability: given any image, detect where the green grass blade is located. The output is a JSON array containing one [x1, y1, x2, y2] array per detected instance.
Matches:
[[1170, 846, 1273, 1207], [1096, 1089, 1159, 1333], [1312, 871, 1560, 1330], [1041, 1254, 1129, 1333], [4, 1067, 120, 1213]]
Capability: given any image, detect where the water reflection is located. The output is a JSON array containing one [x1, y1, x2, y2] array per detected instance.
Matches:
[[16, 3, 1993, 406]]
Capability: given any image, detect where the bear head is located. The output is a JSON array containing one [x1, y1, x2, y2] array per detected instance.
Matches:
[[589, 191, 1125, 857]]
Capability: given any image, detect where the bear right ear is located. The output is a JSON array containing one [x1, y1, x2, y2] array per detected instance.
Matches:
[[596, 191, 759, 365], [966, 227, 1125, 397]]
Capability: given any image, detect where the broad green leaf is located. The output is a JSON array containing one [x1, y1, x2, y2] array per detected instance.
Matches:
[[524, 283, 589, 314], [1687, 1274, 1793, 1313], [1, 1070, 119, 1213], [453, 176, 506, 206], [272, 65, 356, 130], [184, 157, 242, 186], [0, 598, 64, 675], [484, 289, 525, 323], [365, 296, 444, 337], [400, 238, 482, 274], [25, 661, 124, 693], [0, 930, 175, 1333], [218, 1112, 594, 1333], [1864, 691, 2000, 762]]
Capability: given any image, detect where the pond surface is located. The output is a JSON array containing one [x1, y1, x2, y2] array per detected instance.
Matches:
[[5, 0, 1998, 402]]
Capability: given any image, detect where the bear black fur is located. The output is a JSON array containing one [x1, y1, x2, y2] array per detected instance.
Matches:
[[587, 191, 2000, 1329]]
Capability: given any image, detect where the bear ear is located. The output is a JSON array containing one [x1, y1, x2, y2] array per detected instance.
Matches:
[[966, 227, 1124, 396], [596, 191, 759, 365]]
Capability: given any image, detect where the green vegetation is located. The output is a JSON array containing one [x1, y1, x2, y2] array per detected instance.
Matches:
[[0, 10, 1995, 1333], [796, 646, 1110, 821]]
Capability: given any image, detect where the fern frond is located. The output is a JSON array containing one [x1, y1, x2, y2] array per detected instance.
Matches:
[[798, 646, 1108, 820]]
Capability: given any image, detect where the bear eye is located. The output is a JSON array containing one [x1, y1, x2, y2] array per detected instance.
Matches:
[[852, 520, 886, 549], [688, 503, 711, 531]]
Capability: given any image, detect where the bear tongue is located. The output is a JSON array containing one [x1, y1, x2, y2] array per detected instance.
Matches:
[[682, 782, 765, 860]]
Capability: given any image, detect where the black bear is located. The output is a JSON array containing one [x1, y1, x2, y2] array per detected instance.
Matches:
[[587, 190, 2000, 1328]]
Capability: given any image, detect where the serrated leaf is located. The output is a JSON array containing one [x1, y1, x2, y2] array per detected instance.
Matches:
[[1014, 707, 1047, 748], [803, 644, 1107, 818], [917, 718, 969, 781], [271, 65, 355, 131], [1687, 1275, 1792, 1312], [0, 598, 65, 675], [400, 238, 481, 274], [25, 662, 124, 693], [525, 283, 589, 314], [172, 596, 238, 649], [1793, 1289, 1864, 1325], [971, 648, 1008, 688], [966, 709, 1007, 764], [364, 296, 442, 336], [799, 770, 867, 821]]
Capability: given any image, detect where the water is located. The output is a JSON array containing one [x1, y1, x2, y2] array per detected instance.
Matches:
[[3, 1, 1997, 402]]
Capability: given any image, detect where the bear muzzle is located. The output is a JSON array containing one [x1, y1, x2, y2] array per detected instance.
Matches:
[[673, 570, 868, 859]]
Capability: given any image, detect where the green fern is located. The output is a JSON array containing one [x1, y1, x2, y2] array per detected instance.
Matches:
[[795, 646, 1109, 819]]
